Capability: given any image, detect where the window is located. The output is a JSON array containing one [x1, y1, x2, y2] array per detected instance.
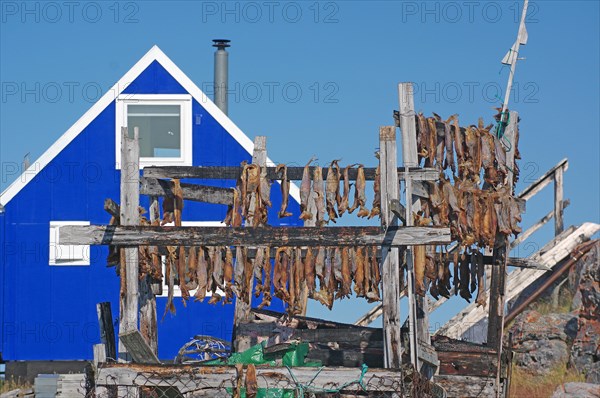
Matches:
[[157, 221, 225, 298], [49, 221, 90, 266], [116, 94, 192, 168]]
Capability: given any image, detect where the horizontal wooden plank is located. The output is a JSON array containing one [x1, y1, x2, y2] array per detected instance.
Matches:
[[144, 165, 439, 182], [60, 225, 451, 247], [95, 364, 405, 392], [140, 177, 233, 205]]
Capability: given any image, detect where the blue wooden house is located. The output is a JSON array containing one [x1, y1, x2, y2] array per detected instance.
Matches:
[[0, 46, 300, 368]]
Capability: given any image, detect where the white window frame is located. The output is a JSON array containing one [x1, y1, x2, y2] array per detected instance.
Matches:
[[157, 221, 226, 298], [49, 221, 90, 266], [115, 94, 193, 169]]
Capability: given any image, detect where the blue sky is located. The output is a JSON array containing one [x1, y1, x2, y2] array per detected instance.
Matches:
[[1, 1, 599, 329]]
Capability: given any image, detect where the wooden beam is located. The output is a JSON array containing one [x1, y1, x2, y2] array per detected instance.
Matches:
[[95, 363, 406, 392], [554, 165, 564, 235], [118, 329, 160, 364], [140, 177, 234, 205], [516, 158, 568, 201], [379, 126, 402, 369], [119, 126, 140, 361], [144, 165, 439, 182], [60, 225, 451, 247], [96, 302, 117, 361]]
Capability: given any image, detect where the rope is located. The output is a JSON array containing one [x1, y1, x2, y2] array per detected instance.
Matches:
[[284, 363, 369, 394]]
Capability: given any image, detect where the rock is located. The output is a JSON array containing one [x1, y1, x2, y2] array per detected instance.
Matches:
[[509, 310, 578, 374], [551, 382, 600, 398], [569, 243, 600, 383], [570, 318, 600, 383]]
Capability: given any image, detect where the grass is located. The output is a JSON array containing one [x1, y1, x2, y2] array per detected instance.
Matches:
[[0, 377, 32, 394], [532, 285, 574, 316], [510, 363, 585, 398]]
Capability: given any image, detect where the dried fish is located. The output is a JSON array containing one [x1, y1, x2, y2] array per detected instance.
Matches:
[[354, 246, 365, 297], [195, 247, 208, 302], [414, 245, 426, 296], [304, 247, 316, 294], [276, 164, 293, 218], [224, 247, 234, 302], [313, 166, 327, 227], [326, 160, 341, 222], [299, 158, 315, 221], [339, 164, 356, 215], [444, 115, 457, 173], [257, 246, 272, 309], [369, 162, 381, 219], [474, 250, 487, 307]]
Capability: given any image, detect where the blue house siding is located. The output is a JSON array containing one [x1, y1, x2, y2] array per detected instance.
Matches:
[[1, 56, 299, 361]]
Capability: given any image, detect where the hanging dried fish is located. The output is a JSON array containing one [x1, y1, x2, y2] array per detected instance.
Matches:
[[339, 164, 356, 215], [185, 246, 198, 291], [315, 246, 326, 285], [337, 247, 352, 298], [458, 251, 472, 302], [414, 245, 426, 296], [273, 247, 290, 301], [304, 247, 316, 295], [242, 164, 261, 219], [313, 166, 327, 227], [474, 250, 487, 307], [164, 246, 177, 316], [243, 247, 254, 305], [195, 247, 209, 302], [443, 115, 457, 173], [426, 117, 438, 167], [299, 158, 315, 221], [481, 131, 498, 186], [464, 126, 481, 182], [276, 164, 293, 218], [326, 160, 341, 222], [233, 246, 245, 297], [332, 247, 343, 290], [350, 165, 369, 217], [366, 246, 381, 302], [432, 113, 446, 169], [312, 247, 333, 309], [369, 161, 381, 219], [224, 165, 244, 227], [245, 364, 258, 398], [258, 246, 272, 309], [416, 113, 430, 163], [253, 247, 265, 297], [354, 246, 365, 297], [224, 247, 234, 302]]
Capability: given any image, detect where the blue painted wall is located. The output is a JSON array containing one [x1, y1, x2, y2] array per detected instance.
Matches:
[[1, 61, 300, 361]]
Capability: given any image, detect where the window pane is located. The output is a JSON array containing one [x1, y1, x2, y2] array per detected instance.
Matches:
[[128, 104, 181, 158]]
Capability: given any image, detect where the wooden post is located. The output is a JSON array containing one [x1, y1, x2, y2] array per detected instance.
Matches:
[[487, 111, 517, 397], [398, 82, 437, 375], [118, 126, 140, 360], [139, 196, 158, 355], [554, 166, 564, 236], [233, 136, 266, 352], [379, 126, 402, 368], [96, 302, 117, 361]]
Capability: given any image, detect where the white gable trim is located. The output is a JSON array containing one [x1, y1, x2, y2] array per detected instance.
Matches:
[[0, 45, 299, 206]]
